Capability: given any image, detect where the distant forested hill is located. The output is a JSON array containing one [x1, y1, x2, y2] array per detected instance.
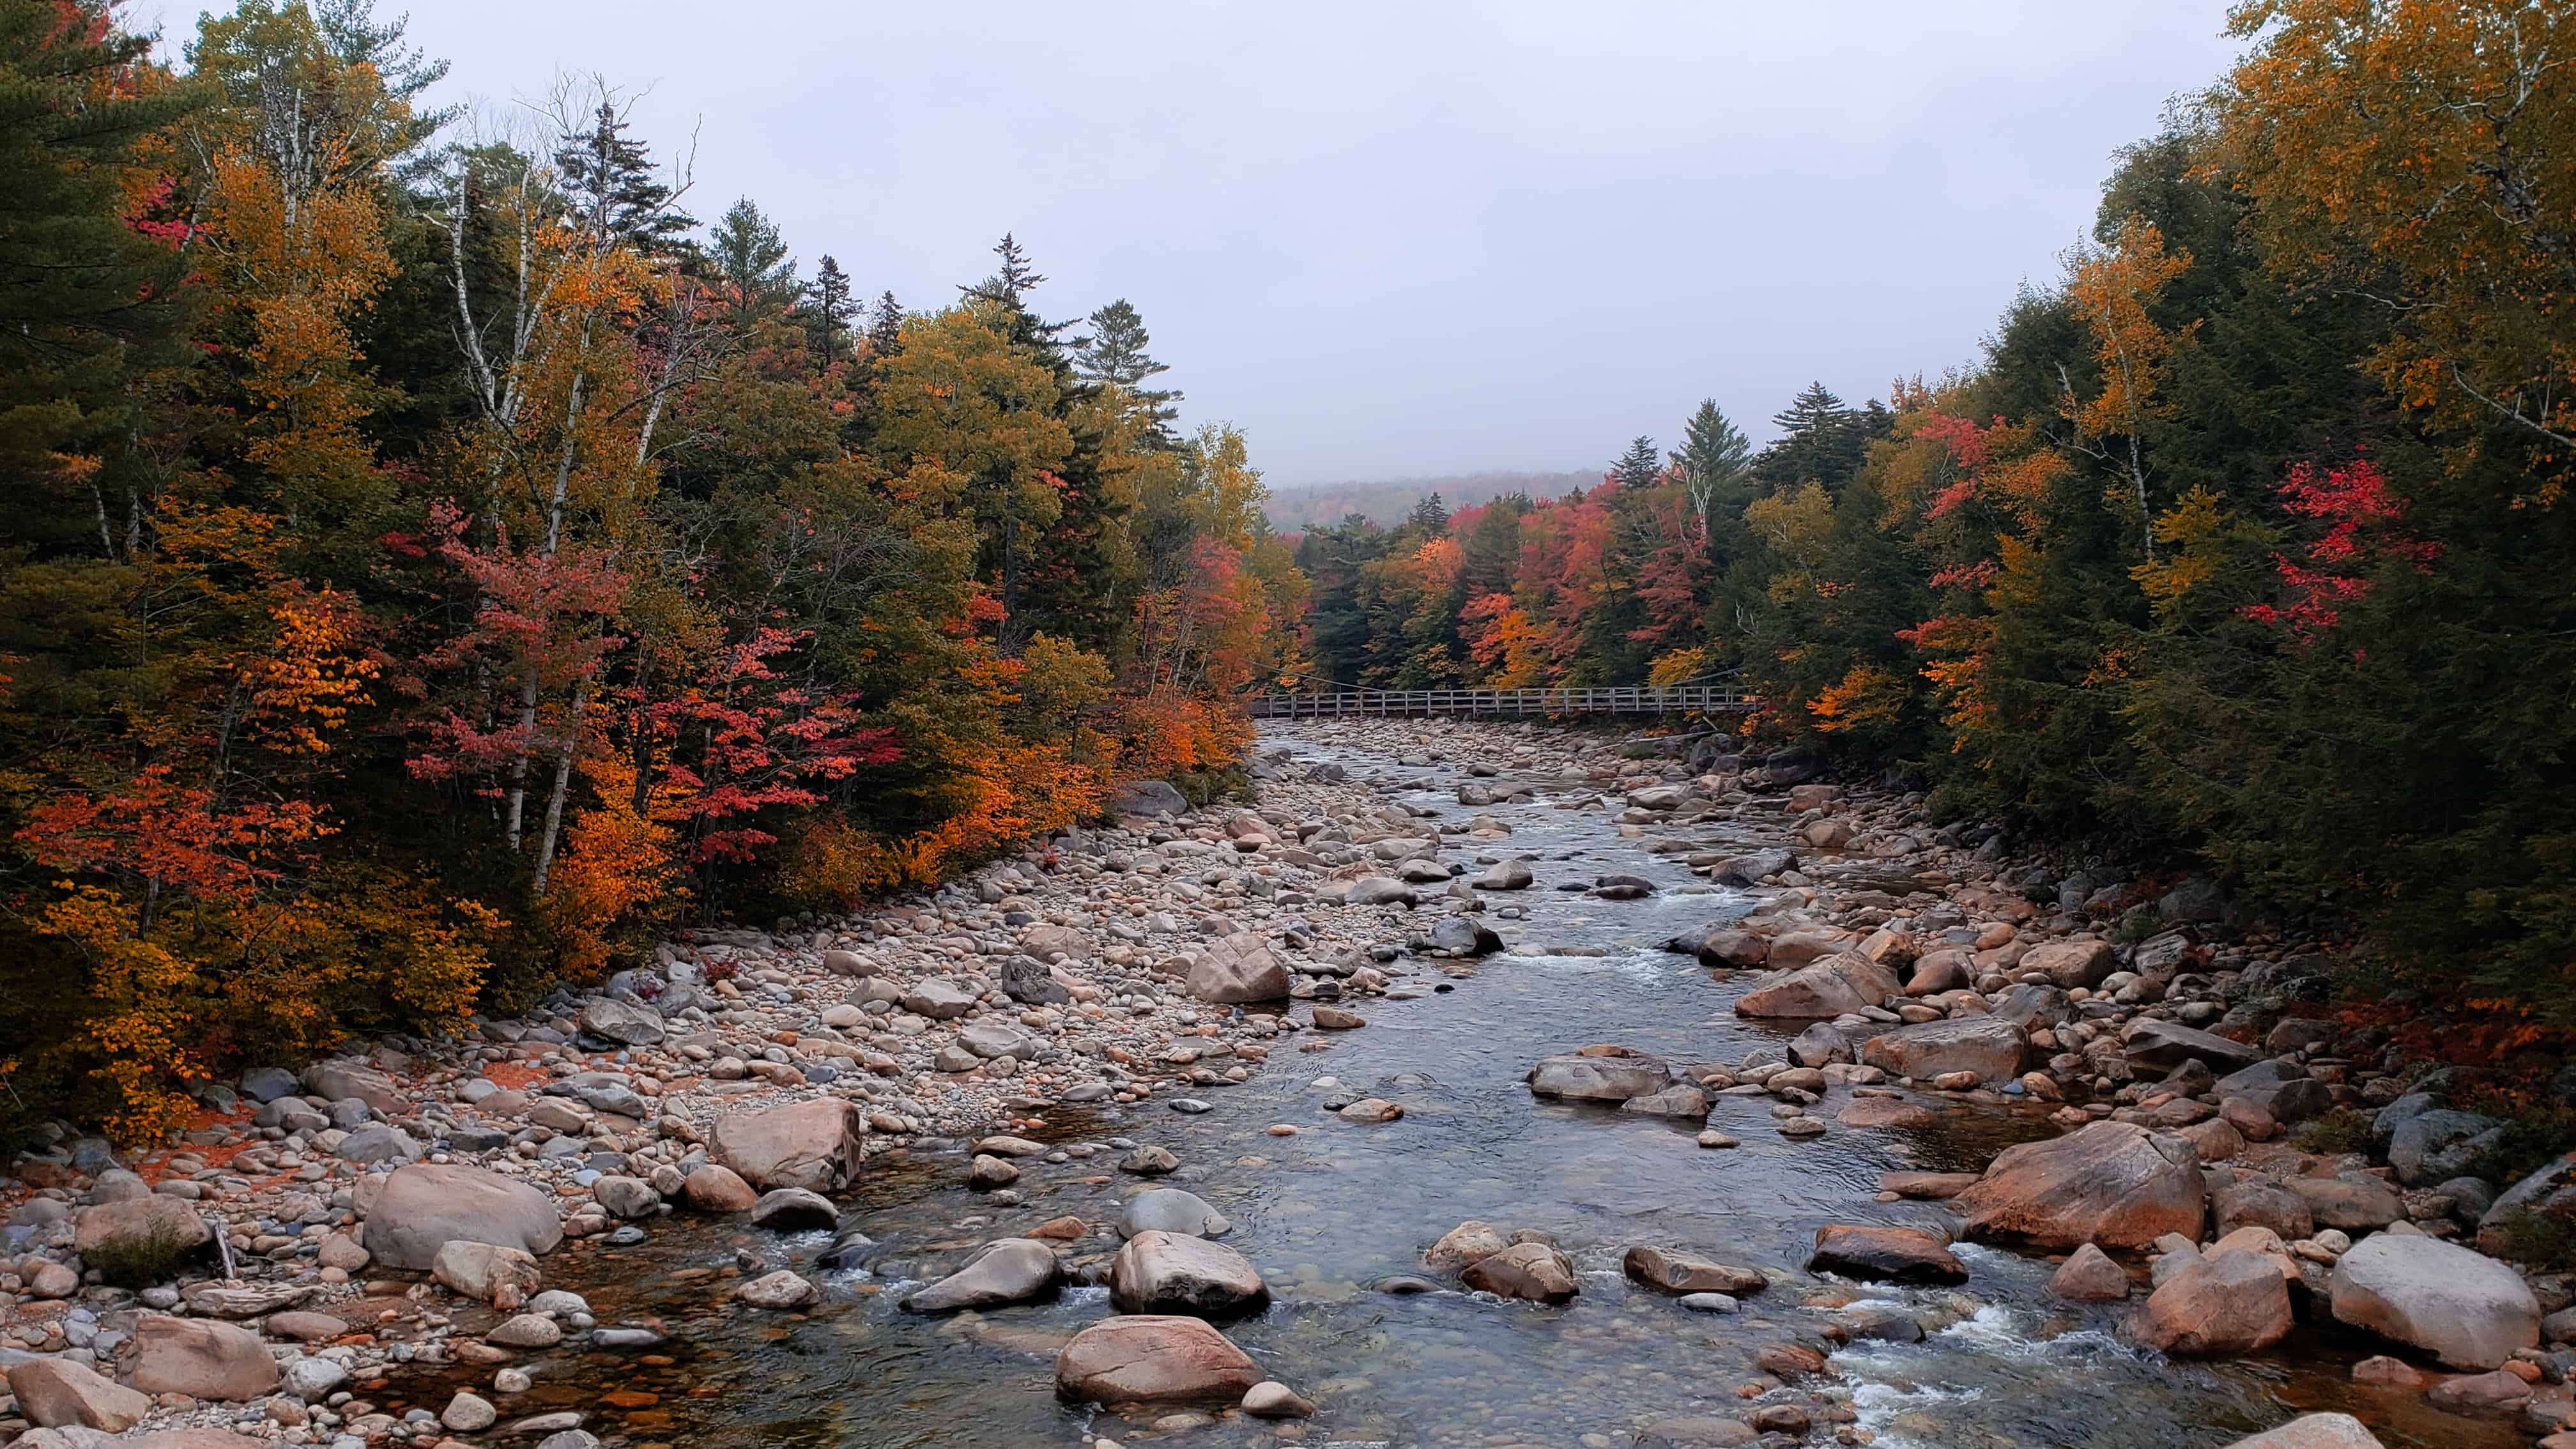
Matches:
[[1263, 470, 1602, 532]]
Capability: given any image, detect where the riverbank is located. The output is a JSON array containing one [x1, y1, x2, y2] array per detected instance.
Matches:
[[3, 716, 2570, 1449]]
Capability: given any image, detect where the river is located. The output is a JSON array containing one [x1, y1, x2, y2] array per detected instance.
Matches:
[[392, 721, 2518, 1449]]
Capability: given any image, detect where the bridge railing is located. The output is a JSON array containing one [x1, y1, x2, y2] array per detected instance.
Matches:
[[1245, 685, 1754, 718]]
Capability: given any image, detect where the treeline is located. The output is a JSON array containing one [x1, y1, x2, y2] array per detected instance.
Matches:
[[1300, 1, 2575, 1020], [0, 0, 1299, 1138]]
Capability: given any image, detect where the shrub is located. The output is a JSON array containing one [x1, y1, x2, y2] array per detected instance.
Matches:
[[83, 1216, 202, 1289], [2290, 1108, 2373, 1156]]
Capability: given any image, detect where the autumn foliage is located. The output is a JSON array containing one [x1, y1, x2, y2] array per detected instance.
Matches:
[[0, 1, 1298, 1142]]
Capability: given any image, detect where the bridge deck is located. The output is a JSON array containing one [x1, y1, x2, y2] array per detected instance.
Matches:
[[1248, 686, 1752, 719]]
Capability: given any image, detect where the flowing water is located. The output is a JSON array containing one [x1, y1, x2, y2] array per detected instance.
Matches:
[[394, 725, 2519, 1449]]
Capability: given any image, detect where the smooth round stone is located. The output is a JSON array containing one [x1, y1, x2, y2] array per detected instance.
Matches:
[[1697, 1131, 1739, 1149], [1678, 1292, 1741, 1314], [1170, 1099, 1213, 1114]]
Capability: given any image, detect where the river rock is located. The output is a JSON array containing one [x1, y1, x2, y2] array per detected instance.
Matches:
[[2121, 1019, 2261, 1074], [361, 1163, 562, 1270], [1472, 859, 1533, 890], [1733, 952, 1901, 1018], [302, 1059, 399, 1112], [1188, 933, 1291, 1002], [2133, 1248, 2292, 1356], [576, 997, 663, 1046], [2213, 1181, 2313, 1241], [1243, 1381, 1315, 1418], [709, 1098, 867, 1192], [901, 977, 977, 1019], [591, 1175, 659, 1219], [129, 1314, 279, 1400], [1345, 877, 1417, 907], [1806, 1225, 1968, 1285], [1426, 917, 1504, 954], [2213, 1416, 2385, 1448], [1954, 1120, 2205, 1249], [1055, 1315, 1262, 1405], [680, 1164, 758, 1213], [749, 1187, 839, 1230], [2288, 1174, 2406, 1230], [432, 1240, 542, 1305], [1788, 1021, 1853, 1067], [8, 1358, 151, 1431], [1121, 1188, 1231, 1239], [1113, 779, 1189, 817], [1696, 927, 1769, 968], [2051, 1243, 2131, 1300], [1462, 1241, 1581, 1303], [2477, 1150, 2576, 1255], [905, 1238, 1062, 1312], [1623, 1246, 1765, 1296], [1526, 1045, 1673, 1102], [2386, 1109, 2503, 1186], [737, 1269, 819, 1309], [2020, 939, 2115, 988], [485, 1313, 564, 1348], [1860, 1015, 2026, 1082], [72, 1194, 211, 1258], [998, 955, 1071, 1004], [1110, 1230, 1270, 1318], [1425, 1220, 1511, 1273], [1710, 848, 1796, 886], [2327, 1233, 2540, 1368]]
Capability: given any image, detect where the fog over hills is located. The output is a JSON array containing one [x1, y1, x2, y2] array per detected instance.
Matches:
[[1262, 469, 1604, 532]]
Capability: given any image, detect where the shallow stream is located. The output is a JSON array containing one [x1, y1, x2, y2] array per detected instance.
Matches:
[[392, 724, 2517, 1449]]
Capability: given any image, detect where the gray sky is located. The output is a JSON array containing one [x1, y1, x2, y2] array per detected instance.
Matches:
[[167, 1, 2248, 486]]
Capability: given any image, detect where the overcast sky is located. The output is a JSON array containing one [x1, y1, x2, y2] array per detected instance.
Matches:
[[160, 1, 2248, 486]]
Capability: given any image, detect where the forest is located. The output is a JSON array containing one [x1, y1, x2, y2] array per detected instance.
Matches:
[[3, 0, 2570, 1146], [1295, 3, 2573, 1033], [0, 0, 1301, 1138]]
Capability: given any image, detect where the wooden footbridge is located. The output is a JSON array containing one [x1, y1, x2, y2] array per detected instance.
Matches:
[[1246, 682, 1755, 719]]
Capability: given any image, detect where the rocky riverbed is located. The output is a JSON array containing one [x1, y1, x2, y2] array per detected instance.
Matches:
[[4, 717, 2573, 1449]]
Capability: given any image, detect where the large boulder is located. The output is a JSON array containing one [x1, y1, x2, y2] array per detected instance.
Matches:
[[2133, 1248, 2293, 1356], [2386, 1110, 2503, 1186], [1733, 953, 1901, 1019], [2121, 1020, 2261, 1074], [8, 1358, 151, 1430], [1187, 933, 1291, 1003], [1954, 1121, 2205, 1250], [2215, 1416, 2386, 1449], [1112, 779, 1189, 818], [2020, 940, 2115, 989], [1805, 1225, 1968, 1285], [360, 1163, 562, 1271], [301, 1060, 399, 1113], [709, 1098, 867, 1192], [1055, 1315, 1262, 1406], [2477, 1150, 2576, 1256], [902, 1238, 1062, 1312], [1859, 1016, 2027, 1083], [2327, 1234, 2540, 1369], [128, 1315, 279, 1400], [1526, 1046, 1673, 1103], [1710, 848, 1796, 886], [73, 1194, 212, 1258], [1344, 877, 1418, 907], [576, 997, 664, 1046], [1108, 1230, 1270, 1319]]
